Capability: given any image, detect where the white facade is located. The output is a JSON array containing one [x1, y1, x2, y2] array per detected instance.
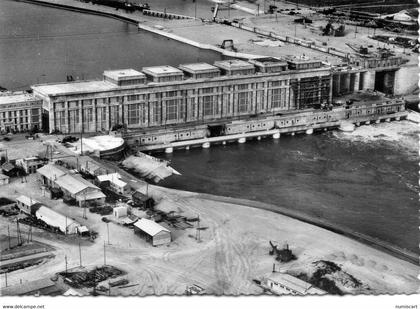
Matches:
[[113, 206, 128, 219]]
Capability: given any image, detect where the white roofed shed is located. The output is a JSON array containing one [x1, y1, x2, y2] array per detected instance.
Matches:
[[134, 218, 171, 246]]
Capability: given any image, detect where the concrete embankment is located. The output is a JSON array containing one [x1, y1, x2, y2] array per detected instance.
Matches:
[[137, 24, 263, 60]]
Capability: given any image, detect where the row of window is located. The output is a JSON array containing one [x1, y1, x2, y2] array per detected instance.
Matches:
[[0, 109, 40, 120], [53, 81, 294, 110]]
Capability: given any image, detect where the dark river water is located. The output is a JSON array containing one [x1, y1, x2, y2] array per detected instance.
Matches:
[[1, 0, 418, 255], [0, 0, 224, 90], [158, 127, 419, 254]]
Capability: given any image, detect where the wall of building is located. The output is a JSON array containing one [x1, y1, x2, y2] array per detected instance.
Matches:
[[40, 69, 331, 134], [0, 98, 43, 133]]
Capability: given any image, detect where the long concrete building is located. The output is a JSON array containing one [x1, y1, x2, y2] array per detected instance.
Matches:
[[32, 58, 332, 135], [28, 55, 408, 150]]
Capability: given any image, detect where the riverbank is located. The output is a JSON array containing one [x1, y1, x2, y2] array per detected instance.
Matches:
[[0, 134, 418, 294], [1, 172, 418, 295]]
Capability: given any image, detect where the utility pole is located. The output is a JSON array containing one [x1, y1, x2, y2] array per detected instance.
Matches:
[[106, 223, 110, 245], [16, 221, 22, 246], [196, 215, 201, 242], [80, 129, 83, 156], [65, 255, 68, 274], [27, 225, 32, 243], [7, 225, 11, 249], [4, 272, 7, 287], [79, 241, 82, 267], [103, 241, 106, 266], [194, 0, 197, 19]]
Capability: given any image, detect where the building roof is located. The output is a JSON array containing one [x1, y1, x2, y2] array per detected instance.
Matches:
[[214, 60, 255, 71], [286, 56, 322, 65], [55, 174, 99, 195], [83, 161, 104, 173], [37, 164, 67, 180], [134, 218, 170, 236], [179, 62, 220, 74], [22, 156, 43, 162], [103, 69, 145, 81], [77, 226, 89, 233], [97, 173, 127, 188], [267, 272, 326, 295], [35, 206, 80, 233], [250, 57, 288, 66], [31, 80, 116, 97], [132, 190, 151, 202], [142, 65, 183, 77], [0, 92, 40, 105], [2, 162, 16, 172], [0, 278, 57, 296], [16, 195, 39, 206], [76, 190, 106, 201]]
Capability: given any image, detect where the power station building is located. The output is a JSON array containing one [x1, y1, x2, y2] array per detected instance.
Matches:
[[31, 58, 333, 135], [27, 55, 407, 149]]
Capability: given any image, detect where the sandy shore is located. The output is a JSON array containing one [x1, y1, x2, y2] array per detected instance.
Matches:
[[0, 171, 418, 295]]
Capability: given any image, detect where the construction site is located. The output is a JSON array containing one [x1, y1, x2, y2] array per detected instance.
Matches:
[[0, 0, 418, 298]]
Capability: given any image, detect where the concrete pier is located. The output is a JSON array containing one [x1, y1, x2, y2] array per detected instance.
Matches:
[[272, 132, 280, 139], [291, 132, 295, 136], [202, 142, 210, 149], [385, 118, 391, 122], [305, 128, 313, 135], [238, 137, 246, 144], [365, 121, 370, 125], [165, 147, 173, 154], [375, 120, 381, 124], [257, 136, 261, 141]]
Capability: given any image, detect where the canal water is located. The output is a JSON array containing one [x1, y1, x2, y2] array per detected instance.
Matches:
[[0, 0, 224, 90], [158, 122, 419, 254]]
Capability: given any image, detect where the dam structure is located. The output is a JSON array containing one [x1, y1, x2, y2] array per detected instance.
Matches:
[[31, 56, 407, 152]]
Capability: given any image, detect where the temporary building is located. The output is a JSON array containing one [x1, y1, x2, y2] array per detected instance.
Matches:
[[97, 173, 129, 195], [132, 191, 154, 209], [262, 272, 327, 296], [2, 162, 17, 177], [35, 206, 81, 234], [36, 164, 67, 187], [0, 173, 9, 185], [55, 174, 105, 206], [134, 218, 171, 246], [113, 206, 128, 219], [15, 156, 45, 174], [16, 195, 41, 215], [80, 161, 106, 176]]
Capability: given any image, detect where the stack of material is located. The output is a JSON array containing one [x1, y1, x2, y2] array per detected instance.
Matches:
[[122, 152, 181, 183]]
